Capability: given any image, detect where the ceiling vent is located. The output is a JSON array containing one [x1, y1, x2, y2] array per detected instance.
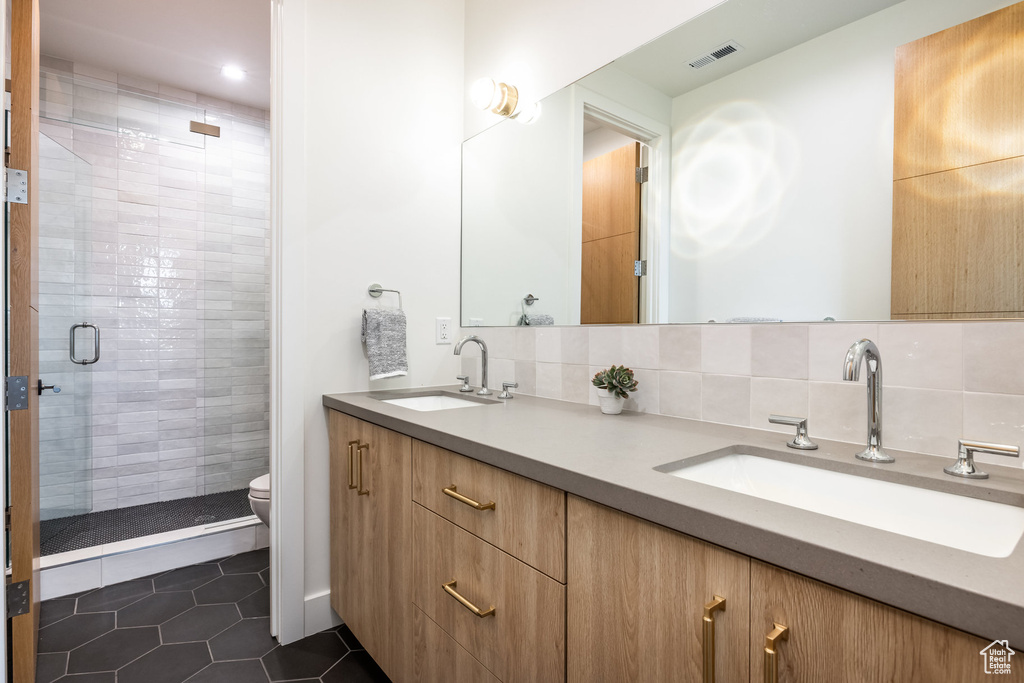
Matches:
[[688, 41, 745, 69]]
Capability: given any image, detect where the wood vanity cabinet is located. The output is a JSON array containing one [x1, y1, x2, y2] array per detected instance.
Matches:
[[328, 411, 412, 682], [569, 495, 1016, 683]]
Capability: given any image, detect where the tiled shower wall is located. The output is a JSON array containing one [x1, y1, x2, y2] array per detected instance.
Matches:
[[459, 322, 1024, 471], [38, 57, 271, 517]]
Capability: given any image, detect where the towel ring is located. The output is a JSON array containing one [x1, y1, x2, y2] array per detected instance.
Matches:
[[368, 283, 402, 310]]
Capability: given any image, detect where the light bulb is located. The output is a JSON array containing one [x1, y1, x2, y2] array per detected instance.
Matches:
[[221, 65, 246, 81], [513, 100, 541, 124], [470, 78, 499, 110]]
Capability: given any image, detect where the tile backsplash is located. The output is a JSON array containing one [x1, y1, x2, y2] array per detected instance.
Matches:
[[458, 322, 1024, 469]]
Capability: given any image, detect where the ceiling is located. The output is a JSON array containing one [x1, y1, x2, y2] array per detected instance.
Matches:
[[612, 0, 904, 98], [40, 0, 271, 110]]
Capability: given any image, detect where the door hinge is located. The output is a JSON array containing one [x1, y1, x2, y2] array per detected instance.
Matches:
[[5, 376, 29, 411], [5, 167, 27, 204], [635, 166, 648, 184], [634, 260, 647, 276], [6, 579, 30, 618], [4, 507, 10, 531]]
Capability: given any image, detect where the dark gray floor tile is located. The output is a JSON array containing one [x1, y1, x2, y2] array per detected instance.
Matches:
[[76, 580, 153, 613], [153, 563, 221, 592], [259, 568, 269, 586], [261, 632, 348, 681], [161, 604, 241, 643], [117, 643, 212, 683], [40, 599, 76, 629], [54, 673, 115, 682], [218, 548, 269, 575], [38, 613, 116, 653], [336, 624, 364, 651], [35, 651, 67, 683], [320, 651, 392, 683], [236, 585, 269, 618], [208, 617, 277, 661], [184, 660, 270, 683], [66, 626, 160, 674], [193, 573, 263, 605], [116, 591, 195, 628]]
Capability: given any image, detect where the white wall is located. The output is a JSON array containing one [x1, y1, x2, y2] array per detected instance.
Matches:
[[667, 0, 1016, 323], [463, 0, 724, 138], [277, 0, 465, 641]]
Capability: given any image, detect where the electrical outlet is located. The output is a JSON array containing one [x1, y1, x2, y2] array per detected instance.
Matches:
[[435, 317, 452, 344]]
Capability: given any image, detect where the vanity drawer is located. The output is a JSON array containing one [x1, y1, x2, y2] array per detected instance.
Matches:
[[412, 440, 566, 582], [412, 604, 501, 683], [412, 504, 566, 683]]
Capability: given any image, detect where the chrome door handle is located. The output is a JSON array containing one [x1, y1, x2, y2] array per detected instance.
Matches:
[[70, 322, 100, 365]]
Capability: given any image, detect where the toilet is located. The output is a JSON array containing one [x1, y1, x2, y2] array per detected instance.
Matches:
[[249, 474, 270, 526]]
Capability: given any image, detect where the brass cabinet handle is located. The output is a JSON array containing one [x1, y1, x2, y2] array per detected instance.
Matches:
[[764, 622, 789, 683], [442, 579, 495, 618], [356, 443, 370, 495], [702, 595, 726, 683], [442, 485, 495, 511], [347, 441, 359, 490]]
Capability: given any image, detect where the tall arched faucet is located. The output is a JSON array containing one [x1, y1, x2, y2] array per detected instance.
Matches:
[[842, 339, 894, 463], [454, 335, 491, 396]]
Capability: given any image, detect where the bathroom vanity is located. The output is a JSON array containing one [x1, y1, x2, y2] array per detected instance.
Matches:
[[324, 389, 1024, 682]]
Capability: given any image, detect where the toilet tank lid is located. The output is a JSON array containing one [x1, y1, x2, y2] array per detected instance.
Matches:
[[250, 474, 270, 495]]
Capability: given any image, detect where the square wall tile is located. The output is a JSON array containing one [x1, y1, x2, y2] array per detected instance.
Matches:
[[964, 322, 1024, 395], [701, 325, 751, 376], [750, 378, 809, 433], [514, 361, 537, 396], [621, 326, 660, 370], [561, 364, 591, 404], [751, 325, 808, 380], [536, 362, 562, 399], [624, 368, 659, 415], [659, 371, 701, 419], [659, 325, 700, 372], [515, 327, 536, 361], [963, 392, 1024, 468], [535, 328, 561, 363], [878, 322, 962, 390], [588, 327, 623, 367], [808, 323, 879, 382], [701, 374, 750, 426], [884, 387, 962, 457], [808, 381, 866, 445], [560, 328, 589, 365]]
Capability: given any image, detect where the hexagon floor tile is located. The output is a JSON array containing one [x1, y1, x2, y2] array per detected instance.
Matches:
[[36, 548, 393, 682]]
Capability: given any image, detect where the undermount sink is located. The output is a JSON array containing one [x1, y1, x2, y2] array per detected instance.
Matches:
[[377, 391, 496, 412], [658, 451, 1024, 558]]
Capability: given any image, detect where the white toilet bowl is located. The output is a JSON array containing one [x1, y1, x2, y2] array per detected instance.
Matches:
[[249, 473, 270, 527]]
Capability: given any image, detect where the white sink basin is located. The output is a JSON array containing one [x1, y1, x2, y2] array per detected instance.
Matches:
[[662, 453, 1024, 558], [380, 394, 490, 412]]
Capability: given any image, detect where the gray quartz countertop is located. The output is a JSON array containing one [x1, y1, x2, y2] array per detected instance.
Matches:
[[322, 387, 1024, 647]]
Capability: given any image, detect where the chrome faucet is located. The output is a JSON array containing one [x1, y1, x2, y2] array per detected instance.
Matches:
[[454, 335, 491, 396], [842, 339, 893, 463]]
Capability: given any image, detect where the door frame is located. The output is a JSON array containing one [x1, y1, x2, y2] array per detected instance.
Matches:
[[571, 86, 671, 324]]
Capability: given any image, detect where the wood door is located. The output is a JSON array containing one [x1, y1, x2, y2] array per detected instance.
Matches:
[[749, 560, 1019, 683], [9, 0, 40, 680], [581, 142, 641, 324], [567, 496, 750, 683], [328, 412, 412, 682]]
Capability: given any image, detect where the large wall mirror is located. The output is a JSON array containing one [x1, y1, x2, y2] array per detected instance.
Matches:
[[461, 0, 1023, 326]]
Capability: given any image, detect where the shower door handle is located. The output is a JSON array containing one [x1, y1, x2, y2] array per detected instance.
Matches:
[[70, 322, 101, 365]]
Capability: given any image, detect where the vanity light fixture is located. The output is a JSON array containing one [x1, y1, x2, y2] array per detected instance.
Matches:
[[221, 65, 246, 81], [470, 77, 541, 123]]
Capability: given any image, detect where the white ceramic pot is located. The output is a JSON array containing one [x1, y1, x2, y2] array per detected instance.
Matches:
[[596, 388, 624, 415]]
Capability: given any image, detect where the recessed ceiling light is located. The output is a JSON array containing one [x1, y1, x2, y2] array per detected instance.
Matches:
[[221, 65, 246, 81]]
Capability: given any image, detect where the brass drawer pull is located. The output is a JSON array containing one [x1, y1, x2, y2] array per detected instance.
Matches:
[[763, 622, 789, 683], [442, 579, 495, 617], [443, 485, 495, 511], [356, 443, 370, 495], [702, 595, 726, 683], [347, 441, 359, 490]]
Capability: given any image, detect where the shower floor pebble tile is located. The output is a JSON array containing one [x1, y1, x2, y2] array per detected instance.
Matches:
[[36, 548, 391, 683]]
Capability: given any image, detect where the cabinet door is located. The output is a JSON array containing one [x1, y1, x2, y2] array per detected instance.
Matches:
[[568, 496, 750, 683], [328, 411, 412, 681], [749, 560, 1020, 683]]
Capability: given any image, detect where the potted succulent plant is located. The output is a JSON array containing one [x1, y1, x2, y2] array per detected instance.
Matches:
[[592, 365, 639, 415]]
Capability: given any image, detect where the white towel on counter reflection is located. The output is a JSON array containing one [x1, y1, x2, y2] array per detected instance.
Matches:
[[518, 313, 554, 325], [361, 308, 408, 380]]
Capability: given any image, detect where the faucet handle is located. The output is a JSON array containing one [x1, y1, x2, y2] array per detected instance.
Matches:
[[944, 439, 1019, 479], [457, 375, 473, 392], [768, 415, 818, 450], [498, 382, 518, 399]]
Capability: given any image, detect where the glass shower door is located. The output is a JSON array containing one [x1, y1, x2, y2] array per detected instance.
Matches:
[[37, 132, 96, 539]]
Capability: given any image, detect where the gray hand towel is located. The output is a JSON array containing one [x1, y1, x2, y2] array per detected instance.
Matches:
[[361, 309, 408, 380], [526, 313, 554, 325]]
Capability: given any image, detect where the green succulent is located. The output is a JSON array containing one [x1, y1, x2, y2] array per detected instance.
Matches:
[[592, 365, 639, 400]]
